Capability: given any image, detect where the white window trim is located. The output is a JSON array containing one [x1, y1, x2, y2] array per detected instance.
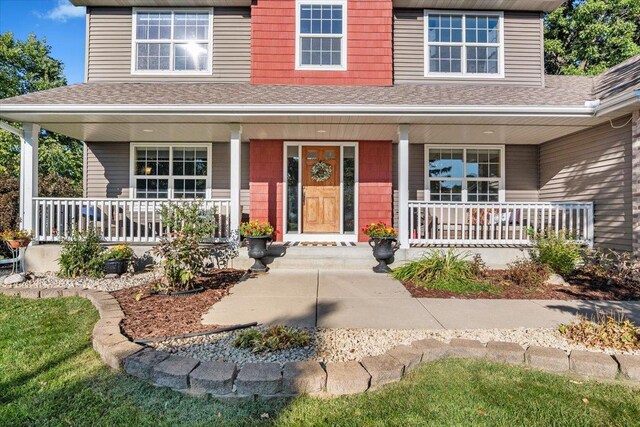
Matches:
[[423, 10, 505, 79], [295, 0, 348, 71], [424, 145, 506, 202], [131, 8, 214, 76], [129, 143, 212, 199], [282, 141, 358, 241]]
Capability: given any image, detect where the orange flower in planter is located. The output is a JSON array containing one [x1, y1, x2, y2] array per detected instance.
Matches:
[[362, 222, 398, 239]]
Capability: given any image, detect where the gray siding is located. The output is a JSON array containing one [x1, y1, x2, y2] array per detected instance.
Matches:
[[85, 142, 130, 198], [392, 143, 539, 227], [539, 120, 633, 251], [393, 10, 544, 86], [85, 142, 251, 215], [86, 7, 251, 82], [505, 145, 539, 201]]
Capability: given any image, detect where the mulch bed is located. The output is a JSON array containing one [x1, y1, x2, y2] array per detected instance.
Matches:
[[403, 270, 640, 300], [112, 269, 246, 340]]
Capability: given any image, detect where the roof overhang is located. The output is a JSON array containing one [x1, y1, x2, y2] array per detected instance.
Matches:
[[71, 0, 251, 6], [595, 90, 640, 117], [72, 0, 566, 12], [0, 102, 603, 145], [0, 103, 596, 118]]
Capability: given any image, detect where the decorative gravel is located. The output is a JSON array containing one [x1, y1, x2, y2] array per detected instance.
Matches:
[[0, 271, 156, 292], [148, 326, 640, 367]]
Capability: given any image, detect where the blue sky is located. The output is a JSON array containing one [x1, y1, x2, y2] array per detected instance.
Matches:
[[0, 0, 86, 84]]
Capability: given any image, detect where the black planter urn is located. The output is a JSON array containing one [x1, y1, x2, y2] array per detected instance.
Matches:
[[368, 237, 400, 273], [104, 259, 128, 275], [247, 236, 272, 272]]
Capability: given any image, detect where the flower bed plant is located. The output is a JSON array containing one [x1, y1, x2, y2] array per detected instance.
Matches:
[[233, 326, 311, 353], [239, 220, 274, 237], [559, 313, 640, 352], [391, 249, 497, 294], [506, 259, 551, 288], [362, 222, 398, 239], [528, 229, 583, 277], [151, 202, 217, 292], [104, 244, 134, 260], [59, 226, 105, 278]]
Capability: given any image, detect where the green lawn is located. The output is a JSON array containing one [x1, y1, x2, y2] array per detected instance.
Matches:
[[1, 296, 639, 427]]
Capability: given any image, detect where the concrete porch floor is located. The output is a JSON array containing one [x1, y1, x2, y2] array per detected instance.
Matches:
[[201, 270, 640, 329]]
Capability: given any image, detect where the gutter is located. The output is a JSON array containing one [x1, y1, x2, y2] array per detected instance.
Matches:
[[0, 103, 597, 118], [594, 89, 640, 117]]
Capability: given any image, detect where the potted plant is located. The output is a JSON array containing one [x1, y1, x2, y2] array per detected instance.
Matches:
[[240, 220, 275, 272], [103, 244, 134, 275], [362, 222, 400, 273], [0, 229, 33, 249]]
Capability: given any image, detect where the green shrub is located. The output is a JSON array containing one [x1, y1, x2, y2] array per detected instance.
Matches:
[[391, 249, 496, 294], [151, 202, 217, 291], [559, 312, 640, 352], [233, 326, 311, 353], [528, 229, 583, 277], [58, 226, 105, 278], [506, 259, 551, 287]]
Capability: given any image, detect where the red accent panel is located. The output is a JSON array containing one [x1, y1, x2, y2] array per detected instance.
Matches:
[[249, 140, 284, 241], [358, 141, 393, 242], [251, 0, 393, 86]]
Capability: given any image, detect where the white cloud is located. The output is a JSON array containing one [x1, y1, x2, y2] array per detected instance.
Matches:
[[39, 0, 85, 22]]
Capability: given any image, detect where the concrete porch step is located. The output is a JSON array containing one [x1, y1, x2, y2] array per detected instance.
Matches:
[[228, 245, 528, 271], [230, 245, 379, 271]]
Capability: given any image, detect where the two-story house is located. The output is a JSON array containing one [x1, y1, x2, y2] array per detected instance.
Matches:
[[1, 0, 638, 270]]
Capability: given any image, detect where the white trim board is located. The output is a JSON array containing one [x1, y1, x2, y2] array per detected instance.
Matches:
[[282, 140, 359, 239], [424, 144, 506, 203], [130, 7, 214, 76], [128, 142, 213, 199]]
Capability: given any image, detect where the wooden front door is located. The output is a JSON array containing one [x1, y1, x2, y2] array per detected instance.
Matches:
[[302, 146, 340, 233]]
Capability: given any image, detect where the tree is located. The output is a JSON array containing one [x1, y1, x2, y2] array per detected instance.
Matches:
[[545, 0, 640, 75], [0, 32, 83, 190]]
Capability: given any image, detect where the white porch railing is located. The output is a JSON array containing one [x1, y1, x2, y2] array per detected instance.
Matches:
[[408, 201, 594, 247], [33, 198, 232, 244]]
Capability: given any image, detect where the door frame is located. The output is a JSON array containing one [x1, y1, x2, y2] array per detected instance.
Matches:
[[283, 141, 359, 242]]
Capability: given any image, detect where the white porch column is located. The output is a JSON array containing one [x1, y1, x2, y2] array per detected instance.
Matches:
[[20, 123, 40, 234], [398, 124, 410, 249], [229, 124, 242, 235]]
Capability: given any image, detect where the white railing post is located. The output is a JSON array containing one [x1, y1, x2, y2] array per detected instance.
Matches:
[[229, 124, 242, 237], [398, 125, 410, 249], [20, 123, 39, 239]]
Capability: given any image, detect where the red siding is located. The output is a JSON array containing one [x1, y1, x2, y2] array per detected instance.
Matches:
[[251, 0, 393, 86], [249, 140, 284, 240], [358, 141, 393, 242]]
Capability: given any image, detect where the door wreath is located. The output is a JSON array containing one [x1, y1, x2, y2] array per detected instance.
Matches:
[[311, 161, 332, 182]]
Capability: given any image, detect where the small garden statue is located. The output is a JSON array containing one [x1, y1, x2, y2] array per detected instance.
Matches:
[[362, 222, 400, 273], [240, 220, 275, 273]]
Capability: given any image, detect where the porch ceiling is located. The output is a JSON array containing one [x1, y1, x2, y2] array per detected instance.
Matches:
[[29, 117, 601, 145]]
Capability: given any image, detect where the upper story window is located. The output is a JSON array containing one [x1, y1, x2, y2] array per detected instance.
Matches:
[[132, 9, 213, 74], [424, 11, 504, 78], [296, 0, 347, 71]]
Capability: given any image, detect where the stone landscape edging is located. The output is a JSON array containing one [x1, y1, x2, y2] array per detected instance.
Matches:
[[2, 286, 640, 401]]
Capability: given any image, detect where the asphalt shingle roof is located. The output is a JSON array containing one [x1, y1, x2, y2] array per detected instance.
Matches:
[[0, 80, 595, 107]]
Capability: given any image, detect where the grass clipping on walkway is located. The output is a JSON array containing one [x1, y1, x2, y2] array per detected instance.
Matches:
[[391, 249, 497, 294]]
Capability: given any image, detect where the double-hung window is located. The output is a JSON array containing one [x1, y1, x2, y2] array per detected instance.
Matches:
[[296, 0, 347, 70], [426, 146, 504, 202], [133, 9, 212, 74], [133, 145, 210, 199], [425, 11, 503, 77]]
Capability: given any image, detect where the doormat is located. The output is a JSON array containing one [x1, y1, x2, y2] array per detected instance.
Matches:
[[284, 241, 357, 247]]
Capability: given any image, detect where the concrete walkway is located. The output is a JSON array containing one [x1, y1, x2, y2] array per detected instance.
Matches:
[[201, 270, 640, 330]]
